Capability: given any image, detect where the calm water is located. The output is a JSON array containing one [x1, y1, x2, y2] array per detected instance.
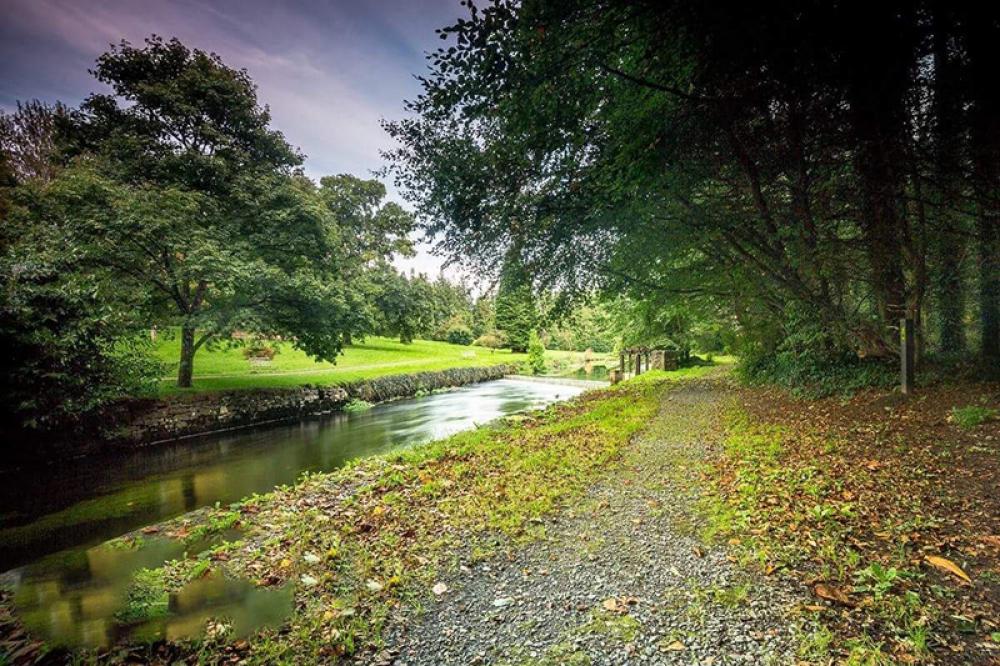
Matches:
[[0, 378, 591, 647]]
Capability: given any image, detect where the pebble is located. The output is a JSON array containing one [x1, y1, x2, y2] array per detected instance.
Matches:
[[380, 382, 802, 665]]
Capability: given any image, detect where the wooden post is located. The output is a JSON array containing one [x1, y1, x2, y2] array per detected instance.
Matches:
[[619, 352, 625, 376], [635, 351, 642, 376], [900, 318, 914, 395]]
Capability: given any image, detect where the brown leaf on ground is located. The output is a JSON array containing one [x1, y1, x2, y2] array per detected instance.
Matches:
[[813, 583, 854, 607], [924, 555, 972, 583]]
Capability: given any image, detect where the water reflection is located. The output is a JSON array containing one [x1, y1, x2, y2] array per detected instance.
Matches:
[[1, 379, 590, 646], [565, 364, 610, 381], [7, 537, 292, 648]]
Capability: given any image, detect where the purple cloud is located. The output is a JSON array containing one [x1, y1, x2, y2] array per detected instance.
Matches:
[[0, 0, 466, 276]]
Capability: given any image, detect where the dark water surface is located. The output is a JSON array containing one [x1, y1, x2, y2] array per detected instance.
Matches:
[[0, 378, 591, 647]]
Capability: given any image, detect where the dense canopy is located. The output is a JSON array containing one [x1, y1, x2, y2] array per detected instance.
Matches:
[[385, 1, 1000, 381]]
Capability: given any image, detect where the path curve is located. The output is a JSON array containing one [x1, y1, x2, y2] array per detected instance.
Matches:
[[381, 379, 802, 666]]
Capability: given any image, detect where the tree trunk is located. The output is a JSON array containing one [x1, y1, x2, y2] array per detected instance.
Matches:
[[842, 4, 914, 350], [931, 4, 967, 353], [979, 215, 1000, 359], [178, 326, 196, 388], [963, 4, 1000, 359], [937, 237, 966, 352]]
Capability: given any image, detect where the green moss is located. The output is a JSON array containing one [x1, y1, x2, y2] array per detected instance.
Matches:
[[577, 609, 641, 642]]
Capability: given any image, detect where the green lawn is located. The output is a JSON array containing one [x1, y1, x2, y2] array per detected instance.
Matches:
[[151, 334, 600, 394]]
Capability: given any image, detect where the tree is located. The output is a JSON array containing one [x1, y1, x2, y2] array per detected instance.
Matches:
[[0, 100, 66, 184], [471, 295, 496, 338], [494, 249, 536, 352], [372, 268, 430, 343], [384, 0, 1000, 381], [1, 101, 164, 438], [527, 329, 545, 375], [54, 36, 395, 387], [317, 174, 415, 344]]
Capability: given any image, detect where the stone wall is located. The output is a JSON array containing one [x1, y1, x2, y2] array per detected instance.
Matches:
[[105, 364, 517, 447]]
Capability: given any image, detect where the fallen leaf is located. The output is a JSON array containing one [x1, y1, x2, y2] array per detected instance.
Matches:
[[924, 555, 972, 583], [602, 597, 622, 613], [432, 582, 448, 596], [662, 640, 685, 652], [813, 583, 853, 606], [300, 574, 319, 587]]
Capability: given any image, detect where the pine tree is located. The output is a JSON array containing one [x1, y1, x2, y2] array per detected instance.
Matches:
[[495, 249, 536, 352]]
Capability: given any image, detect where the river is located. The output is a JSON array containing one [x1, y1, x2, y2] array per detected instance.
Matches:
[[0, 377, 595, 647]]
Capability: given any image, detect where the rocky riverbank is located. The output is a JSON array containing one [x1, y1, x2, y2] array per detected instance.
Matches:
[[9, 365, 517, 466], [109, 363, 519, 447]]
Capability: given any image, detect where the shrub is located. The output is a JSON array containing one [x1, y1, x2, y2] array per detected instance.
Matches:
[[242, 344, 277, 360], [473, 333, 505, 349], [527, 330, 546, 375], [737, 350, 896, 397], [445, 325, 474, 346]]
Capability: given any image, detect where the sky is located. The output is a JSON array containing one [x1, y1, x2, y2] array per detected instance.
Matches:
[[0, 0, 467, 277]]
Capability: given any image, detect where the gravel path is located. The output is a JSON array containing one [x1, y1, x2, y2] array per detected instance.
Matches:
[[379, 379, 802, 666]]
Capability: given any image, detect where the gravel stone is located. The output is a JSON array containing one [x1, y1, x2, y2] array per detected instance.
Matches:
[[382, 380, 802, 665]]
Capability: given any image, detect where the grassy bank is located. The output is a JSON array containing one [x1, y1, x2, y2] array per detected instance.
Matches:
[[151, 334, 607, 394], [49, 368, 711, 663], [702, 382, 1000, 664]]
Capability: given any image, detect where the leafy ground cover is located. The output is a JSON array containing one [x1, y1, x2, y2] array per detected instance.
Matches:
[[15, 368, 711, 663], [704, 381, 1000, 664], [150, 334, 604, 394]]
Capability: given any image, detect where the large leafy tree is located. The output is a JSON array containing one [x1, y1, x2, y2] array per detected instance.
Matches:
[[385, 1, 1000, 373], [317, 174, 415, 344], [1, 102, 158, 437], [52, 36, 404, 387]]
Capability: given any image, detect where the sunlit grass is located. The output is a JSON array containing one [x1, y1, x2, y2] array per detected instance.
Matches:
[[150, 332, 606, 393]]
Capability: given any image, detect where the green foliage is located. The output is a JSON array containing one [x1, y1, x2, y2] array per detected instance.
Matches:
[[473, 333, 505, 349], [736, 314, 896, 396], [950, 405, 998, 429], [369, 268, 474, 345], [445, 324, 474, 346], [527, 329, 546, 375], [372, 268, 428, 344], [1, 209, 161, 435], [384, 1, 1000, 384], [495, 250, 536, 353], [737, 349, 896, 398], [344, 399, 374, 413], [40, 37, 411, 387], [542, 304, 618, 353], [116, 567, 169, 623]]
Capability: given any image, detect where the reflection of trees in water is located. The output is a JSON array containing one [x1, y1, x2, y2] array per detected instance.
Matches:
[[14, 547, 290, 648]]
